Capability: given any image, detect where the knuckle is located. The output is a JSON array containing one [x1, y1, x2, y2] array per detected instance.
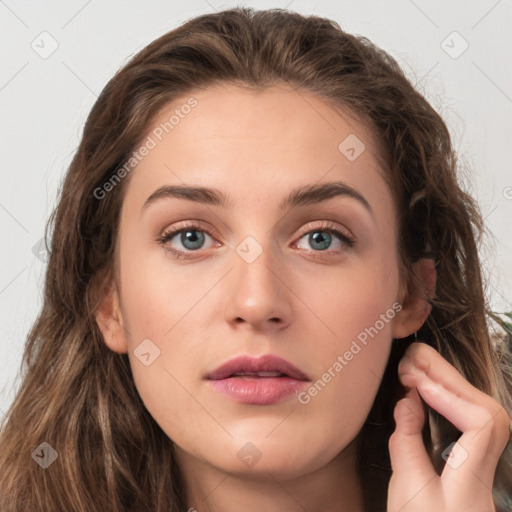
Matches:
[[493, 405, 511, 440], [389, 428, 401, 443], [405, 344, 431, 372], [478, 400, 511, 446], [388, 431, 400, 451]]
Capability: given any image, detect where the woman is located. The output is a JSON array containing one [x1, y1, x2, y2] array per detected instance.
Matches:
[[0, 7, 511, 512]]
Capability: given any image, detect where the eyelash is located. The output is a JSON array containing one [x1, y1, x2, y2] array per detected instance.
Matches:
[[157, 221, 356, 260]]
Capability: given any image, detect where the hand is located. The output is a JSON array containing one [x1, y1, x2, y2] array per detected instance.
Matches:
[[387, 341, 511, 512]]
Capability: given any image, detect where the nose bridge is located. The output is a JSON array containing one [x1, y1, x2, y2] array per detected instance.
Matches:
[[225, 231, 292, 328]]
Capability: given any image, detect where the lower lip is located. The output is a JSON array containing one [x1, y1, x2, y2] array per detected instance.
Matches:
[[208, 376, 308, 405]]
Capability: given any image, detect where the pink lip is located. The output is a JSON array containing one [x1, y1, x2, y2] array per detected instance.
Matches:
[[206, 355, 310, 405]]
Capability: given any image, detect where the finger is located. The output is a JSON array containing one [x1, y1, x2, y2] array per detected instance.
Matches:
[[399, 343, 510, 446], [399, 366, 510, 490], [388, 386, 438, 483], [399, 342, 498, 409]]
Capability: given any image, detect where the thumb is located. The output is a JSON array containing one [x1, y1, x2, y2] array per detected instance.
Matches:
[[388, 386, 437, 482]]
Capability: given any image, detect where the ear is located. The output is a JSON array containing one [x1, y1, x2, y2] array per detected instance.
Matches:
[[392, 258, 436, 339], [94, 279, 128, 354]]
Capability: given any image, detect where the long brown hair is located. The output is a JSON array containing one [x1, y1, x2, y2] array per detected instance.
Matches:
[[1, 7, 511, 511]]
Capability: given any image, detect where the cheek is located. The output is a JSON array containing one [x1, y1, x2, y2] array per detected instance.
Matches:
[[118, 237, 199, 338], [118, 243, 220, 428], [297, 254, 399, 415], [298, 251, 400, 346]]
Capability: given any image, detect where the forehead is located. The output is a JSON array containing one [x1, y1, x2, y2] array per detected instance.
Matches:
[[121, 83, 391, 219], [145, 83, 379, 152]]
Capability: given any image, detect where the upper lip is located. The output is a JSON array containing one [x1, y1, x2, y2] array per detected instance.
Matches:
[[206, 354, 310, 381]]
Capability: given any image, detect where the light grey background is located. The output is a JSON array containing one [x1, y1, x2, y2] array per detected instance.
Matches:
[[1, 0, 511, 420]]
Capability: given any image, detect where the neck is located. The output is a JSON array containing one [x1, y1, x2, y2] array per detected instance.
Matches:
[[175, 436, 366, 512]]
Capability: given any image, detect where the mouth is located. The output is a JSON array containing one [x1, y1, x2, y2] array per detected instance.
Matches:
[[229, 371, 291, 378], [206, 354, 310, 405]]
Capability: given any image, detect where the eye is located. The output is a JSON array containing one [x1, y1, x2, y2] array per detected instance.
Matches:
[[294, 222, 355, 256], [158, 221, 355, 260], [158, 223, 218, 259]]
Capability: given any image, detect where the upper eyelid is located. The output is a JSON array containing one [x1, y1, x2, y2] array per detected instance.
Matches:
[[161, 219, 350, 235], [296, 221, 352, 237]]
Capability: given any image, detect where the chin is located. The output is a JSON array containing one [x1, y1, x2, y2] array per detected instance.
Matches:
[[209, 436, 332, 481]]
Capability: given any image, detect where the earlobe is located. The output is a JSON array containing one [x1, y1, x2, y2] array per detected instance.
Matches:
[[94, 281, 128, 354], [392, 258, 436, 339]]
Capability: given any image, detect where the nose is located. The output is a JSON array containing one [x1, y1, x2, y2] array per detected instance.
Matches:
[[224, 240, 293, 332]]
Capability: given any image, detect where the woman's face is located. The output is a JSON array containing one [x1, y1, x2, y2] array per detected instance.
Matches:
[[99, 83, 417, 480]]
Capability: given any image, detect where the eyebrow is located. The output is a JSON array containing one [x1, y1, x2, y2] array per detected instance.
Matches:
[[141, 180, 373, 217]]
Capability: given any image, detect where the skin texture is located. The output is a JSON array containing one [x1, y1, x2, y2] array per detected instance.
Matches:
[[96, 83, 510, 512]]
